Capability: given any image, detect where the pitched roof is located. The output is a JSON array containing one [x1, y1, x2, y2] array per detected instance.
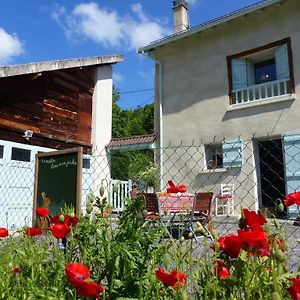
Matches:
[[0, 55, 123, 78], [138, 0, 283, 53], [107, 134, 156, 150]]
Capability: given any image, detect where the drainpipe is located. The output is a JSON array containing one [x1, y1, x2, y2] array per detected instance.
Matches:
[[140, 51, 164, 191]]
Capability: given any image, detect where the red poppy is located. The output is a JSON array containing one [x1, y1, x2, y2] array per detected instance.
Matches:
[[26, 227, 42, 237], [238, 229, 268, 249], [50, 214, 62, 224], [64, 215, 79, 227], [215, 233, 243, 258], [11, 267, 21, 273], [50, 223, 69, 239], [0, 227, 9, 238], [65, 263, 90, 285], [72, 279, 104, 299], [65, 263, 103, 299], [215, 260, 230, 279], [284, 192, 300, 207], [155, 268, 186, 289], [35, 208, 49, 218], [243, 209, 266, 230], [287, 277, 300, 300]]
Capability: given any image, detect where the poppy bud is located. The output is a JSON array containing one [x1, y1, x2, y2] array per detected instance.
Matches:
[[87, 193, 94, 204], [142, 209, 148, 218], [277, 203, 284, 213], [68, 212, 75, 219], [181, 290, 188, 300], [113, 184, 119, 193], [179, 236, 185, 243], [99, 185, 105, 197], [86, 206, 93, 214], [238, 217, 247, 230], [163, 253, 171, 268], [188, 232, 193, 239], [271, 291, 281, 300], [58, 214, 65, 223], [274, 249, 286, 263]]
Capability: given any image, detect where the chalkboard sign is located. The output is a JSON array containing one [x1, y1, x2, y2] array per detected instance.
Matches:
[[33, 148, 83, 220]]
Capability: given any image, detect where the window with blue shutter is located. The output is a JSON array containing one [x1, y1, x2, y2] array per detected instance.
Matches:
[[231, 58, 248, 90], [222, 140, 243, 168], [275, 44, 289, 80], [283, 133, 300, 218]]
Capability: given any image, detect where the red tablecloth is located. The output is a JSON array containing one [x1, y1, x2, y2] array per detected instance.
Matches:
[[158, 193, 195, 213]]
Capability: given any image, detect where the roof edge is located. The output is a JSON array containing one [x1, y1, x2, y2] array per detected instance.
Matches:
[[0, 54, 124, 78], [138, 0, 283, 53]]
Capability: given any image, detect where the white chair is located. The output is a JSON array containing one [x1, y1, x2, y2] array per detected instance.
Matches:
[[215, 183, 235, 215]]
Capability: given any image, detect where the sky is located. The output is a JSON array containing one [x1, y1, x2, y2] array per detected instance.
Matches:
[[0, 0, 262, 109]]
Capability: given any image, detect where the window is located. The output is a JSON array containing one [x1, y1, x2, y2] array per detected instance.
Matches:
[[205, 140, 244, 170], [83, 158, 91, 169], [205, 144, 223, 169], [254, 59, 276, 84], [228, 38, 294, 105], [11, 148, 31, 162], [0, 145, 4, 159]]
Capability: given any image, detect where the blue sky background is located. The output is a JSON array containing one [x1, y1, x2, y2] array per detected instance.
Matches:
[[0, 0, 262, 109]]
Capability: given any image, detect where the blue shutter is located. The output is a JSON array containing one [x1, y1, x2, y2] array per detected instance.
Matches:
[[232, 58, 248, 90], [283, 133, 300, 218], [222, 140, 243, 168], [275, 44, 289, 80]]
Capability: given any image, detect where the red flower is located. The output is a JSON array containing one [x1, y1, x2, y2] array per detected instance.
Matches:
[[238, 229, 268, 249], [50, 223, 69, 239], [66, 263, 90, 285], [26, 227, 42, 237], [155, 268, 186, 289], [216, 233, 243, 258], [72, 280, 104, 299], [284, 192, 300, 207], [243, 209, 266, 230], [65, 263, 103, 299], [35, 208, 49, 218], [287, 277, 300, 300], [215, 260, 230, 279], [51, 214, 78, 227], [50, 214, 63, 224], [0, 227, 9, 238], [64, 215, 79, 227], [11, 267, 21, 273]]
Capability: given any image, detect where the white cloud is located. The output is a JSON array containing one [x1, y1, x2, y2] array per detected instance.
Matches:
[[113, 72, 124, 83], [0, 28, 24, 65], [52, 2, 171, 50], [186, 0, 198, 5]]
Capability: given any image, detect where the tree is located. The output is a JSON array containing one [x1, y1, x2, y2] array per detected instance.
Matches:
[[111, 87, 154, 181]]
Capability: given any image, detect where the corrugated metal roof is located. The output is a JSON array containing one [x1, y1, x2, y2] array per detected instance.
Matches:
[[107, 134, 156, 148], [0, 55, 124, 78], [138, 0, 283, 53]]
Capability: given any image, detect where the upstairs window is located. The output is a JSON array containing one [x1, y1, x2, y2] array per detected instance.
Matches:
[[228, 38, 294, 105]]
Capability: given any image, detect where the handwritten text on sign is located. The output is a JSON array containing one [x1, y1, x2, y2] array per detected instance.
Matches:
[[41, 158, 77, 170]]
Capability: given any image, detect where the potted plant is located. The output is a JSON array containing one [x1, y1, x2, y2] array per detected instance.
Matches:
[[138, 163, 160, 192]]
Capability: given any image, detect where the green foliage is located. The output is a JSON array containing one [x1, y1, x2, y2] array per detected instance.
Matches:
[[111, 86, 154, 181]]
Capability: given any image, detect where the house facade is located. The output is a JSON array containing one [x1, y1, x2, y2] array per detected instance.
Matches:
[[0, 55, 123, 228], [139, 0, 300, 217]]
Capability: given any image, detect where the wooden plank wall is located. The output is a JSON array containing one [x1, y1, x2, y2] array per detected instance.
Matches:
[[0, 67, 95, 152]]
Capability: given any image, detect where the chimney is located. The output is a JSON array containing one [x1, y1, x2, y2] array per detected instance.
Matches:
[[173, 0, 189, 33]]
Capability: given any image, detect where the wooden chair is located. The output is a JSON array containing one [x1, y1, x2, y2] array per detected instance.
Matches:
[[141, 193, 161, 221], [186, 192, 214, 240]]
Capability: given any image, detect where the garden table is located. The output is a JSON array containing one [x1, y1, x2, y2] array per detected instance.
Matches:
[[158, 193, 195, 238]]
